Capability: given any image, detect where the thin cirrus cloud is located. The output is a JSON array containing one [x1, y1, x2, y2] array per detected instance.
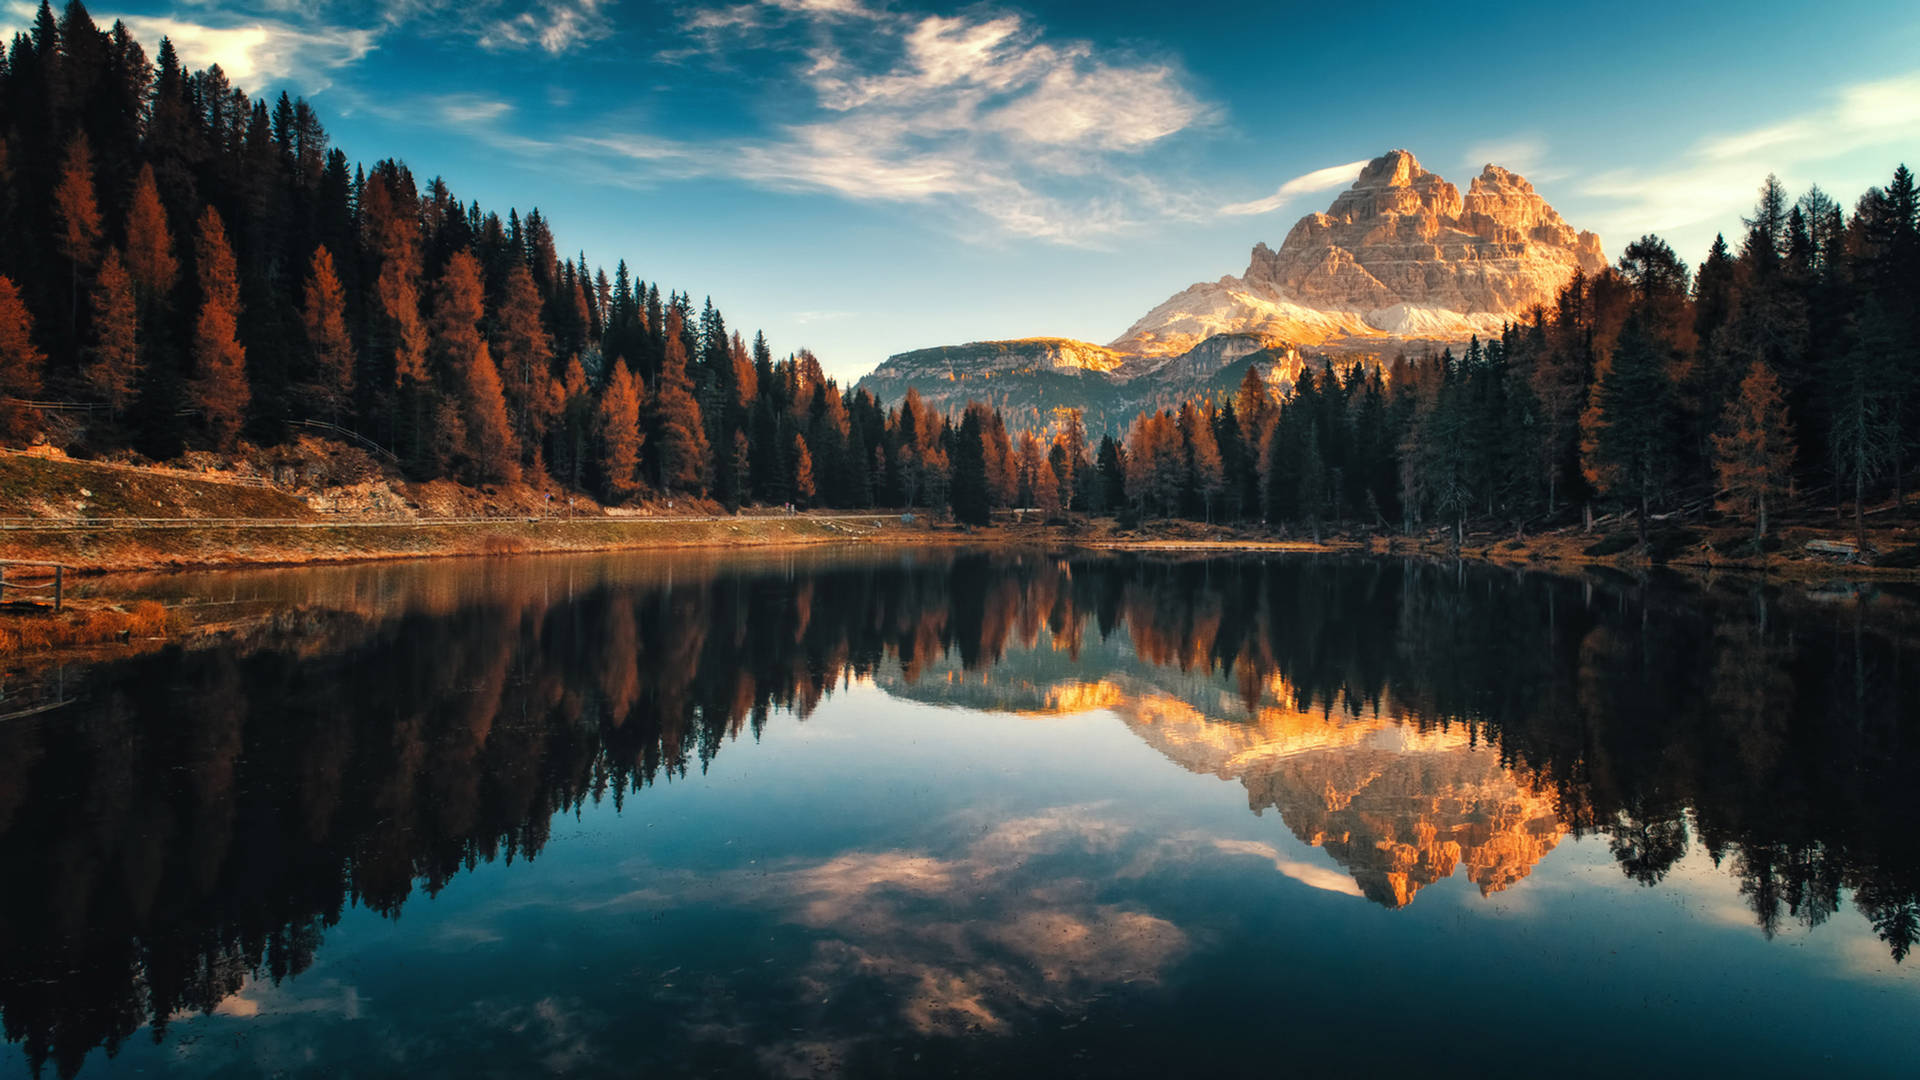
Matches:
[[478, 0, 612, 55], [570, 0, 1219, 243], [1219, 158, 1370, 216], [1579, 69, 1920, 238]]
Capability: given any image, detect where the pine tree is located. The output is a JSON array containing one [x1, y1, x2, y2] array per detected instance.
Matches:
[[83, 247, 138, 415], [493, 261, 553, 458], [1582, 311, 1675, 546], [122, 162, 177, 311], [190, 206, 248, 450], [1713, 362, 1795, 542], [0, 276, 45, 440], [950, 404, 991, 525], [1827, 302, 1900, 554], [300, 246, 354, 422]]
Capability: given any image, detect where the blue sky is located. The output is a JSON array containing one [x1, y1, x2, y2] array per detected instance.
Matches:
[[8, 0, 1918, 380]]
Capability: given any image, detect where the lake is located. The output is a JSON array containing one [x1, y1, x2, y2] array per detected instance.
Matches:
[[2, 548, 1916, 1077]]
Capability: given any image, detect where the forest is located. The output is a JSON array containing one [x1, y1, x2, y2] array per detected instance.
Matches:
[[1, 3, 1916, 549]]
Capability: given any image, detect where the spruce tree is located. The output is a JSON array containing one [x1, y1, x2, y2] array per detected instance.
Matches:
[[1582, 311, 1676, 546]]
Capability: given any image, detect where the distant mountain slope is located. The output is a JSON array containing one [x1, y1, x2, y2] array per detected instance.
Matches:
[[857, 149, 1603, 430]]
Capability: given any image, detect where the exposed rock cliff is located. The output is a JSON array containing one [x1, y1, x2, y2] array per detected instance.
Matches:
[[1113, 150, 1605, 355]]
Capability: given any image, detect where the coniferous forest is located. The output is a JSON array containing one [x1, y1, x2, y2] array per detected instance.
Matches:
[[1, 4, 1916, 547]]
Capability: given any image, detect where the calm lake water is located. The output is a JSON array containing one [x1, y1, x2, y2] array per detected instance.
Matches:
[[2, 548, 1917, 1077]]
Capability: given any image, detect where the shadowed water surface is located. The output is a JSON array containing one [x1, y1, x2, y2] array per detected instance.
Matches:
[[2, 548, 1917, 1077]]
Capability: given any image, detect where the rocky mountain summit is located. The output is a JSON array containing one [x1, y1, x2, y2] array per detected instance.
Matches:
[[857, 149, 1603, 431], [1113, 149, 1606, 355]]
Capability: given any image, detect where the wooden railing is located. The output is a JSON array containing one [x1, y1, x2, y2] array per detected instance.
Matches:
[[0, 560, 69, 611]]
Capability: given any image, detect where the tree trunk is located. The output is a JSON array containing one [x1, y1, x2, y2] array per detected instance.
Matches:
[[1856, 466, 1869, 559], [1756, 488, 1767, 545], [1637, 492, 1649, 549]]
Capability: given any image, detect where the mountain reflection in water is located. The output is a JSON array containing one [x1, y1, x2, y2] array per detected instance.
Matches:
[[1, 549, 1916, 1077]]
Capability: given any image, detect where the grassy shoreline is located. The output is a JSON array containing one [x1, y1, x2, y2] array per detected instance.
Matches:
[[2, 516, 1913, 660]]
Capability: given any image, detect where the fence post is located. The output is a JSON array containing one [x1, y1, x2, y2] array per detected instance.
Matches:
[[53, 565, 62, 612]]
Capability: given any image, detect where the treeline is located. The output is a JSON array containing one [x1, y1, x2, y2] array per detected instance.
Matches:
[[0, 2, 916, 507], [1073, 168, 1919, 549]]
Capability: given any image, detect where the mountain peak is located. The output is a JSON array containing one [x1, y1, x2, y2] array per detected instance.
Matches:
[[1114, 148, 1606, 354]]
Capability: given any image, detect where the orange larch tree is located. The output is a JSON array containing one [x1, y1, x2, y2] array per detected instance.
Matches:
[[122, 162, 178, 311], [597, 361, 644, 501], [363, 175, 427, 388], [432, 250, 518, 484], [84, 248, 140, 416], [301, 245, 355, 422], [651, 311, 710, 494], [52, 132, 103, 325], [791, 432, 815, 507], [0, 275, 45, 441], [1712, 361, 1797, 542], [190, 207, 249, 450]]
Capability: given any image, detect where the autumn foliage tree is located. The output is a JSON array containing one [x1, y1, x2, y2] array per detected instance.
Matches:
[[84, 248, 139, 415], [597, 361, 644, 501], [431, 251, 517, 484], [791, 433, 815, 507], [0, 276, 44, 440], [52, 132, 102, 325], [190, 206, 248, 450], [1712, 362, 1796, 542], [300, 246, 354, 421], [122, 162, 177, 310], [651, 312, 710, 494]]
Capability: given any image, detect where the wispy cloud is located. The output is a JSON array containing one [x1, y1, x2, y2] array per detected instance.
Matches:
[[1580, 70, 1920, 237], [1219, 158, 1370, 216], [589, 0, 1217, 243], [479, 0, 612, 55]]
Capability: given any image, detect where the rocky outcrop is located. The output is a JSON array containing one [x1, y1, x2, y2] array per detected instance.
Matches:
[[1111, 149, 1605, 355]]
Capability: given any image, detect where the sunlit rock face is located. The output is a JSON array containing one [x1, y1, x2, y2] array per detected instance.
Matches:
[[859, 150, 1603, 430], [1111, 149, 1606, 355]]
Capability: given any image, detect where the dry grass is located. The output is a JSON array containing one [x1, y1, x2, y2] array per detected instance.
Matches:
[[0, 600, 182, 654]]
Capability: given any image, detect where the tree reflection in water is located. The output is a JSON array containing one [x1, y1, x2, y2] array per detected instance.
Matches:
[[0, 550, 1915, 1075]]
